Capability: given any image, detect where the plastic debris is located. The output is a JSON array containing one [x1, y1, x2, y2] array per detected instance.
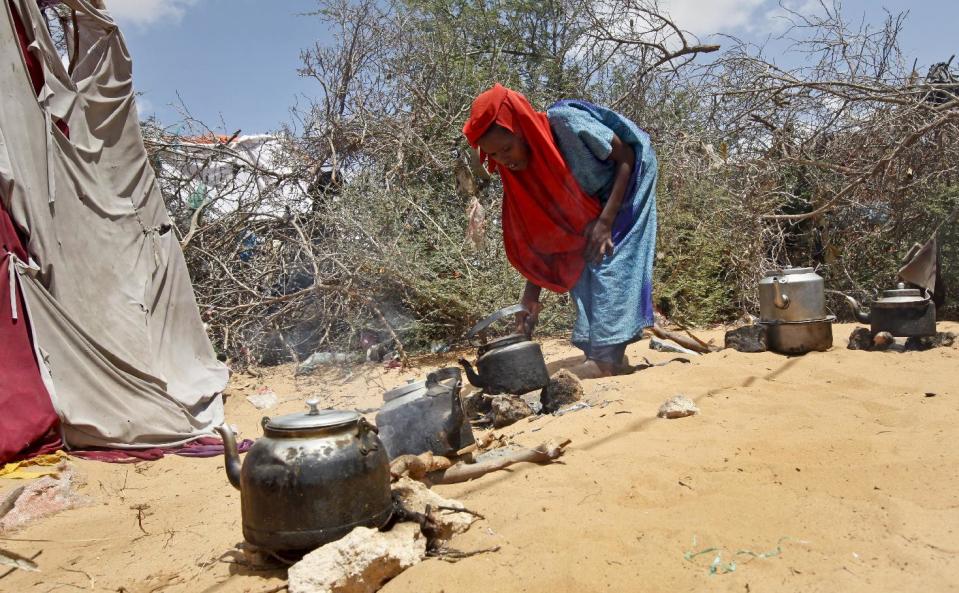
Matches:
[[684, 535, 789, 575], [649, 337, 701, 356], [245, 388, 278, 410]]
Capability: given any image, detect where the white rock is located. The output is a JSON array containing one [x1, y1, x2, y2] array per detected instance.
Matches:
[[657, 395, 699, 419], [287, 522, 426, 593], [392, 477, 477, 541]]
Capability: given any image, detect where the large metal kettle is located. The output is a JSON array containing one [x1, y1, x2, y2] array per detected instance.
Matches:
[[757, 267, 835, 354], [375, 367, 475, 459], [216, 400, 393, 551], [758, 267, 827, 322], [841, 283, 936, 337], [458, 304, 550, 395]]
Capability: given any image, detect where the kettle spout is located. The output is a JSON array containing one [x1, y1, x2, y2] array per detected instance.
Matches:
[[772, 279, 790, 310], [214, 425, 242, 491], [458, 359, 484, 389], [841, 294, 871, 324]]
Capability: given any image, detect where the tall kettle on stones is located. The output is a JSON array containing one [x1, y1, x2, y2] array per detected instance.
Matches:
[[841, 283, 936, 337], [757, 267, 835, 354], [215, 399, 393, 551], [459, 304, 550, 395]]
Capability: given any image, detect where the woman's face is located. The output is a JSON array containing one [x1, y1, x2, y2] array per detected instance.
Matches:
[[477, 125, 531, 172]]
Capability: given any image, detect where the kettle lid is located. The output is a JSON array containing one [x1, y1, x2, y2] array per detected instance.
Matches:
[[876, 282, 926, 304], [383, 379, 427, 403], [265, 399, 360, 431], [763, 266, 815, 277]]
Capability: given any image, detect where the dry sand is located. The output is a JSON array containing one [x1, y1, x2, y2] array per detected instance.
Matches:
[[2, 323, 958, 593]]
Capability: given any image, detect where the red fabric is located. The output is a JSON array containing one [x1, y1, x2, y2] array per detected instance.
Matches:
[[0, 202, 59, 464], [463, 84, 600, 292], [9, 0, 69, 137]]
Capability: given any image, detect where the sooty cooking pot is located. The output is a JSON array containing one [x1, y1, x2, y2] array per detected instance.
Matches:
[[376, 367, 475, 459]]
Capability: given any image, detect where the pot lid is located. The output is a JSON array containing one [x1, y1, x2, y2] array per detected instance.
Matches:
[[763, 266, 814, 277], [264, 399, 360, 431], [383, 379, 427, 403], [876, 283, 927, 304], [383, 367, 462, 403]]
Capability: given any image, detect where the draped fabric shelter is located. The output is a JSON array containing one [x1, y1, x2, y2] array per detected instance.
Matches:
[[0, 0, 228, 461]]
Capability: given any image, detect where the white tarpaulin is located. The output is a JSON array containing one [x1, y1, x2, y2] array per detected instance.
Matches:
[[0, 0, 228, 448]]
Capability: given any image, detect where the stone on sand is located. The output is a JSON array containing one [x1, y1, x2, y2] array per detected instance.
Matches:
[[541, 369, 583, 413], [905, 331, 957, 351], [391, 477, 477, 541], [872, 331, 895, 350], [724, 325, 767, 353], [0, 464, 89, 533], [657, 395, 699, 419], [490, 395, 533, 428], [287, 522, 426, 593], [847, 327, 874, 350]]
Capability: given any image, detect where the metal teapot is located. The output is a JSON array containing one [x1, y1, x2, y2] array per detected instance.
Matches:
[[215, 400, 393, 551], [841, 283, 936, 337], [376, 367, 475, 459], [458, 304, 550, 395], [758, 267, 827, 322]]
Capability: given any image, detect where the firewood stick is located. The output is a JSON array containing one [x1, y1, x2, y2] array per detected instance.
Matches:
[[428, 439, 571, 484], [651, 324, 716, 353]]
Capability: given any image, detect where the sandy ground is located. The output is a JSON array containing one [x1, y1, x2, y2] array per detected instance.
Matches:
[[2, 323, 959, 593]]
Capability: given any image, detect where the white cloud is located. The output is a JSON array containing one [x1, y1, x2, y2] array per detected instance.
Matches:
[[759, 0, 828, 35], [104, 0, 200, 29], [135, 94, 155, 119], [657, 0, 769, 37]]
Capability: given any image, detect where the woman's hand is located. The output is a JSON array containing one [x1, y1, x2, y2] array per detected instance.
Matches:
[[583, 218, 614, 264], [516, 282, 543, 335]]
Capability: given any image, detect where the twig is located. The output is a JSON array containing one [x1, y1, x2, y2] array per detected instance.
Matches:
[[430, 545, 501, 563], [428, 439, 571, 484], [130, 504, 150, 535], [435, 505, 486, 520], [0, 486, 25, 520]]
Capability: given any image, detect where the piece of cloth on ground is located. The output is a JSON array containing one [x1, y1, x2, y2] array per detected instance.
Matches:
[[5, 437, 255, 465], [0, 450, 67, 479], [547, 101, 657, 352]]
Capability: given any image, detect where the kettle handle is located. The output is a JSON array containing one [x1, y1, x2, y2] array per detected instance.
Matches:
[[465, 304, 529, 344]]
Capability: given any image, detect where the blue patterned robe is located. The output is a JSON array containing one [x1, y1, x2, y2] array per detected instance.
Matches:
[[547, 101, 658, 355]]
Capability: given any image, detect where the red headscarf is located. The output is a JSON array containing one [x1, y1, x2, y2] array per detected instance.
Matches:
[[463, 84, 600, 292]]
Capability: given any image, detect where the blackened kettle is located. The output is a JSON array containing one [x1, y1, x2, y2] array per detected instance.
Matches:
[[215, 400, 393, 551], [376, 367, 475, 459], [458, 304, 550, 395]]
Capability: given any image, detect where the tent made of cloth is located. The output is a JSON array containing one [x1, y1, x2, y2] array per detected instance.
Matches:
[[0, 0, 228, 462]]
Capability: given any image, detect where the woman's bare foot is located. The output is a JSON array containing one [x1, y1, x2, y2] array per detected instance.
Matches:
[[567, 358, 633, 379]]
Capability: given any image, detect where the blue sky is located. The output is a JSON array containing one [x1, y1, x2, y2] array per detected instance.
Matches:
[[115, 0, 959, 133]]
